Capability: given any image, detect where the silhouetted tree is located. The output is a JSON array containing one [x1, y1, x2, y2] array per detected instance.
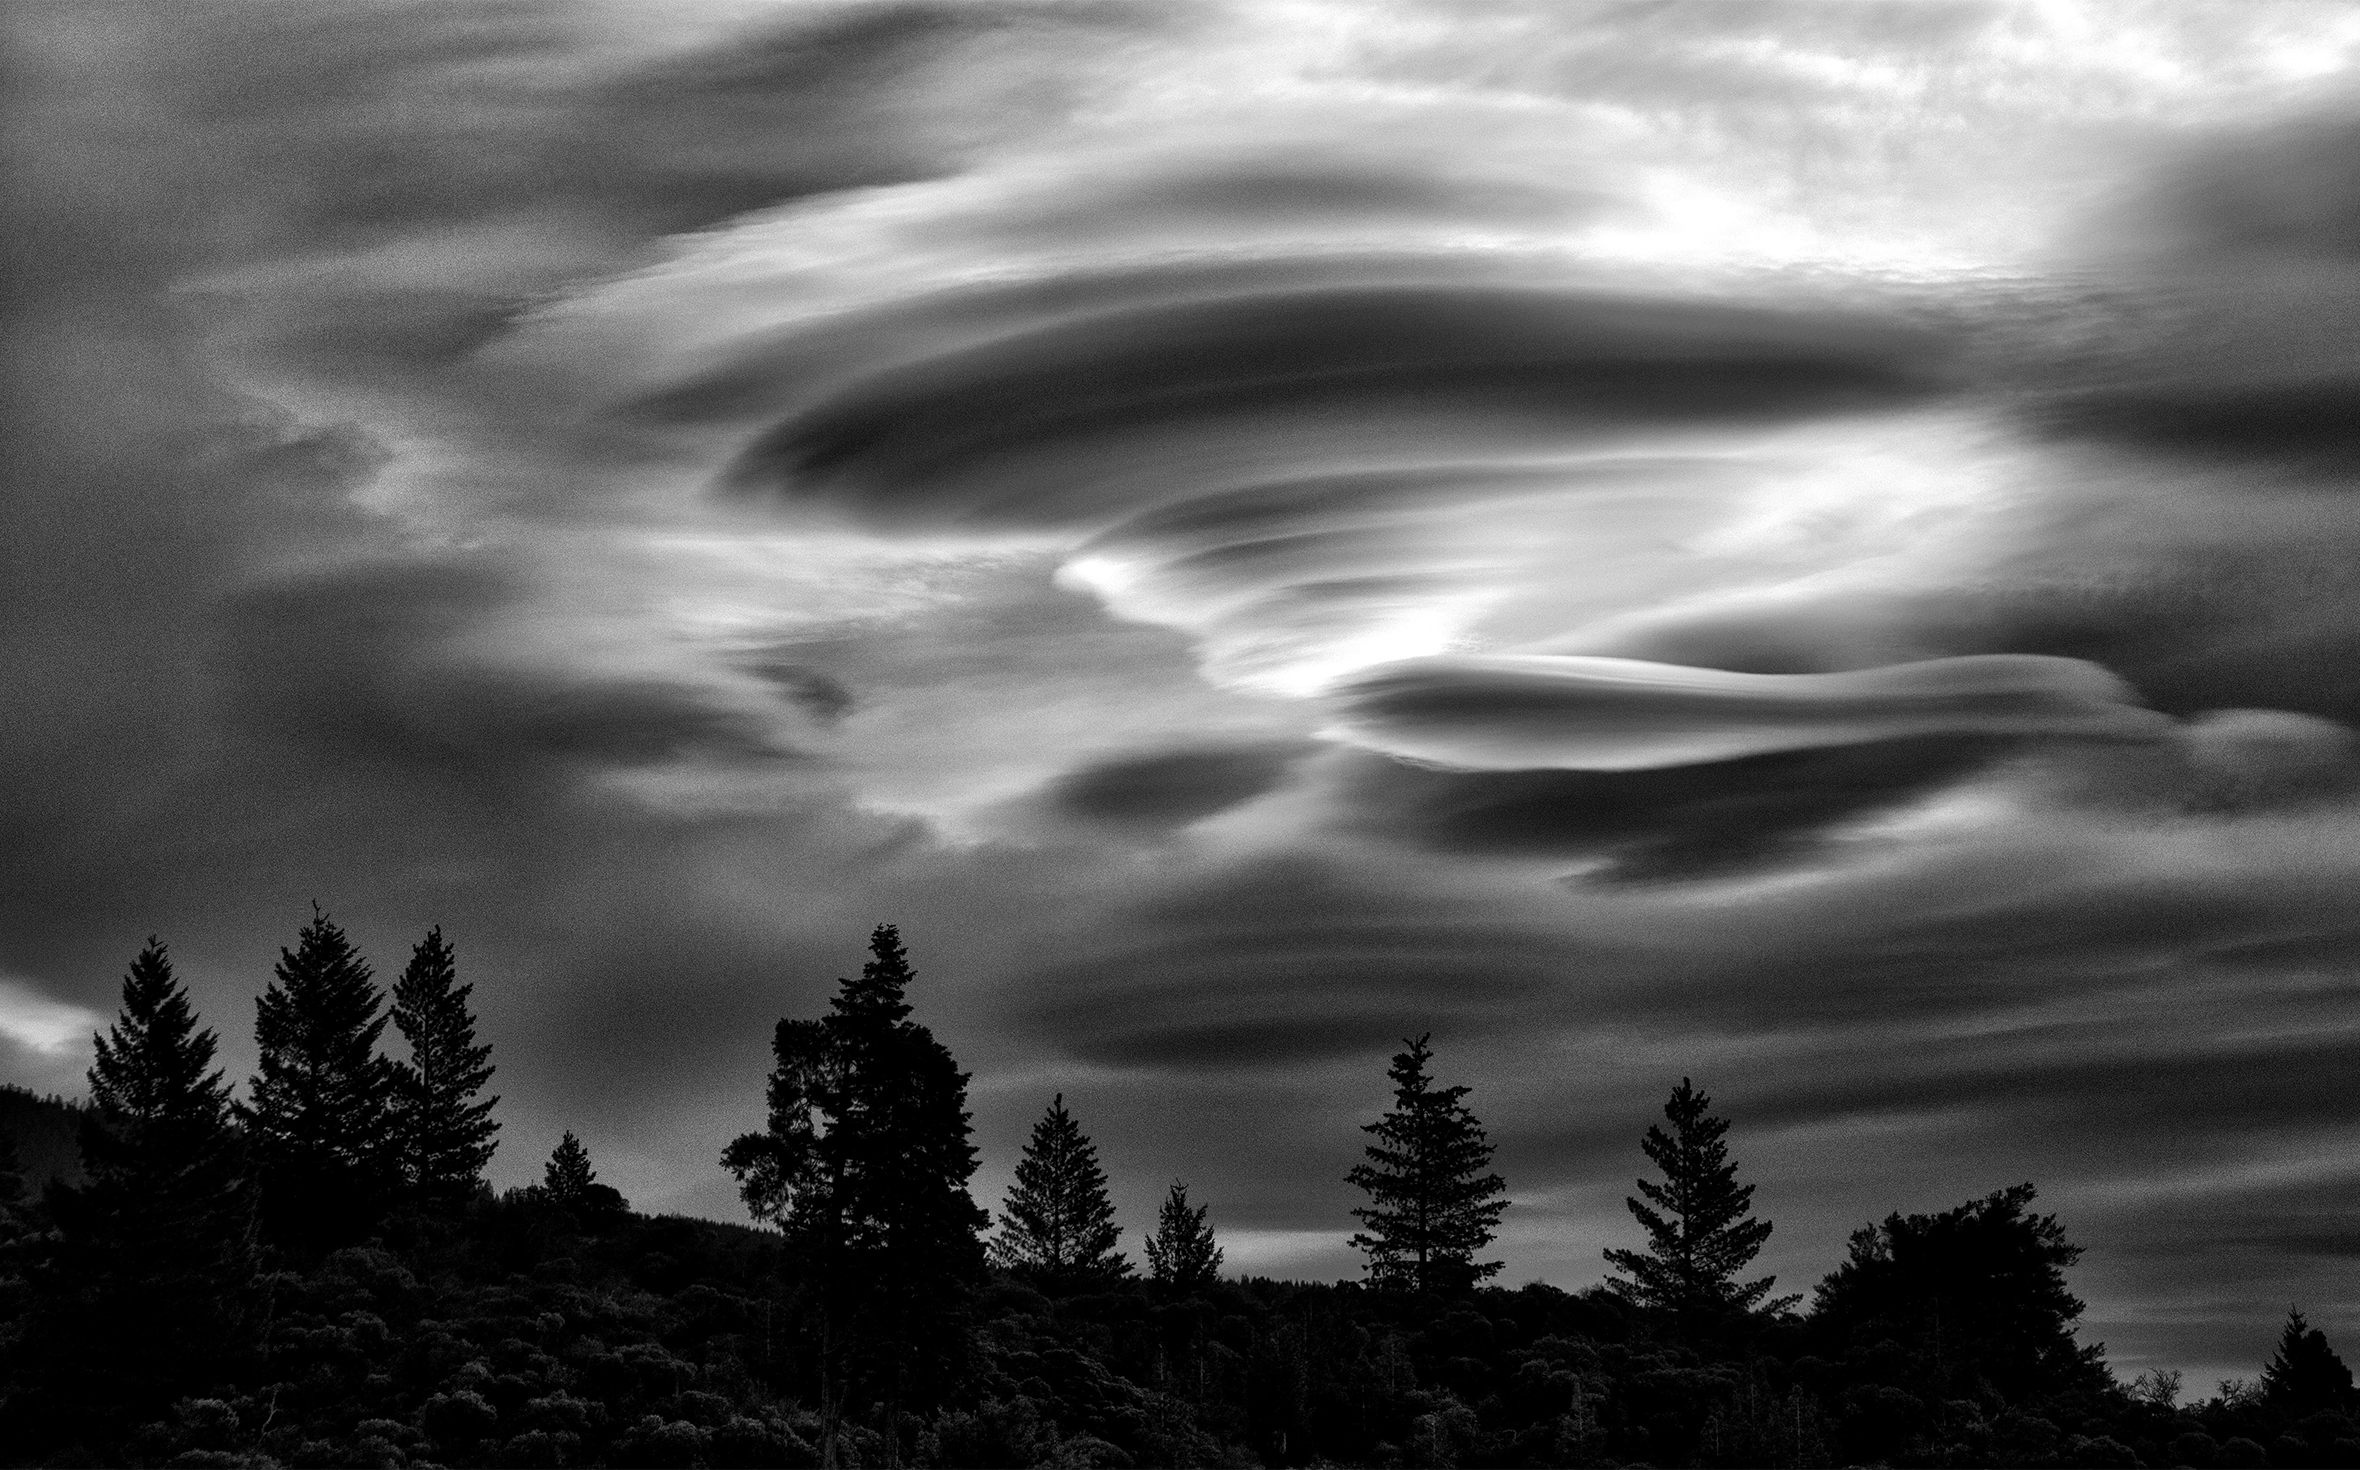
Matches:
[[245, 909, 400, 1254], [2261, 1306, 2355, 1416], [539, 1129, 626, 1218], [1145, 1179, 1224, 1291], [1605, 1077, 1790, 1318], [20, 940, 255, 1436], [1812, 1182, 2105, 1400], [722, 925, 987, 1469], [390, 926, 498, 1209], [1346, 1034, 1507, 1293], [544, 1129, 591, 1199], [991, 1093, 1131, 1291]]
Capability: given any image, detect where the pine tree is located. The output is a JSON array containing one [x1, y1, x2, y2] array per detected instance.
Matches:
[[244, 908, 400, 1254], [1346, 1034, 1508, 1294], [544, 1130, 595, 1200], [2261, 1306, 2356, 1415], [722, 925, 988, 1469], [991, 1094, 1131, 1290], [23, 940, 255, 1432], [1144, 1179, 1223, 1291], [1605, 1077, 1792, 1318], [390, 926, 498, 1210], [538, 1129, 624, 1215]]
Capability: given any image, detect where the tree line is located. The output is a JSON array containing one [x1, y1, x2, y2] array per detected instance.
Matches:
[[0, 920, 2354, 1468]]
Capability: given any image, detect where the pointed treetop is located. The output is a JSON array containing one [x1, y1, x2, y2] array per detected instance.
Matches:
[[545, 1130, 597, 1203], [41, 940, 256, 1419], [391, 925, 500, 1207], [250, 908, 394, 1107], [90, 938, 233, 1134], [1145, 1178, 1224, 1291], [267, 908, 388, 1045], [991, 1092, 1130, 1290], [1604, 1077, 1789, 1317], [82, 938, 241, 1186], [2263, 1305, 2357, 1414], [1346, 1034, 1508, 1294], [831, 923, 914, 1029]]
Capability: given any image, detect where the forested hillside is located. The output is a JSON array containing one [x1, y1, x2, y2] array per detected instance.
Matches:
[[0, 924, 2352, 1468], [0, 1086, 83, 1193]]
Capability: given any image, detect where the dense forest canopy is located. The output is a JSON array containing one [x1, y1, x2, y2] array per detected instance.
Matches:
[[1, 925, 2353, 1469]]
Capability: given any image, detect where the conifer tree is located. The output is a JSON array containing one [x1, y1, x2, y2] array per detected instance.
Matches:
[[390, 926, 498, 1209], [26, 940, 255, 1429], [1605, 1077, 1792, 1317], [1346, 1034, 1508, 1293], [244, 908, 400, 1254], [1144, 1178, 1223, 1291], [991, 1093, 1131, 1290], [544, 1129, 595, 1200], [539, 1129, 625, 1215], [2261, 1306, 2355, 1415], [722, 925, 987, 1469]]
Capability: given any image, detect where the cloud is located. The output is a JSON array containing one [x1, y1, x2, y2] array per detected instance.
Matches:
[[222, 560, 813, 785], [1327, 735, 2013, 878], [1328, 651, 2171, 771], [12, 0, 2360, 1387], [726, 284, 1953, 527], [2022, 108, 2360, 469], [621, 258, 1969, 692], [0, 977, 103, 1061], [1040, 741, 1313, 831], [1002, 853, 1603, 1071]]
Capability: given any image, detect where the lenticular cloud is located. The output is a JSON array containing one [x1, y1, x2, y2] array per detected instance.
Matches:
[[516, 26, 2337, 785], [1330, 652, 2174, 771]]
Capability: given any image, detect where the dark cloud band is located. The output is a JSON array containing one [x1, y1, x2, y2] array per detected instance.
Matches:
[[725, 284, 1956, 528], [1329, 651, 2172, 770]]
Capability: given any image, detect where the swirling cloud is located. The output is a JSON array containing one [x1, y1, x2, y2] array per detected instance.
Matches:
[[15, 0, 2360, 1383]]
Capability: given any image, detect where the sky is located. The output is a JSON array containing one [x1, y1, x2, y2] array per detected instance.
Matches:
[[6, 0, 2360, 1388]]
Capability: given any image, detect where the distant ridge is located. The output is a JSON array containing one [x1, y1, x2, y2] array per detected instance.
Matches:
[[0, 1082, 87, 1192]]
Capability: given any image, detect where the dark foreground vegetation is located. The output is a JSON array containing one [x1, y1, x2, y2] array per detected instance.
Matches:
[[0, 921, 2352, 1468]]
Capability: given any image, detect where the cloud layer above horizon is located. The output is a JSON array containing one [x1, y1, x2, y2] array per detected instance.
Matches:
[[6, 0, 2360, 1384]]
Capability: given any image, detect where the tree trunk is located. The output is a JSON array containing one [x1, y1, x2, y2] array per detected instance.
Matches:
[[881, 1359, 903, 1470], [818, 1312, 846, 1470]]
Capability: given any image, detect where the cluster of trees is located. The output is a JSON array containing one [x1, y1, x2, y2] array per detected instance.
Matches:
[[0, 914, 634, 1461], [0, 920, 2354, 1468]]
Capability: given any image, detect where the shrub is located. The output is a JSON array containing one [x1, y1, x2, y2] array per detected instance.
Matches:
[[420, 1389, 500, 1447]]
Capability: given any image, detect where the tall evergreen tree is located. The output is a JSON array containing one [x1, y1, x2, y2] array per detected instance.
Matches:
[[390, 926, 498, 1210], [1346, 1034, 1508, 1294], [244, 908, 400, 1255], [1605, 1077, 1791, 1318], [1144, 1178, 1223, 1291], [20, 940, 255, 1436], [990, 1094, 1130, 1290], [722, 925, 987, 1470], [2261, 1306, 2355, 1415]]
